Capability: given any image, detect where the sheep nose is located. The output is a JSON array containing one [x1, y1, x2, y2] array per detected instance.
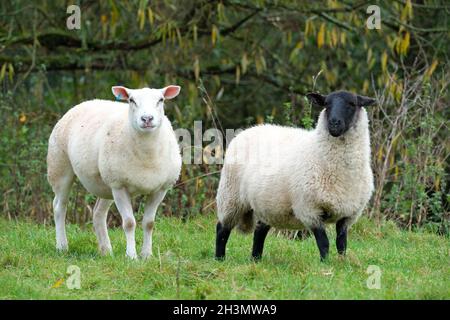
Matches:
[[329, 118, 341, 127], [141, 115, 154, 123]]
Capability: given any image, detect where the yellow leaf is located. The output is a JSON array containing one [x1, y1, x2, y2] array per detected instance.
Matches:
[[286, 31, 292, 45], [340, 32, 346, 45], [110, 7, 119, 27], [425, 60, 439, 78], [241, 53, 248, 74], [8, 63, 14, 83], [175, 27, 182, 46], [367, 48, 372, 64], [51, 278, 64, 289], [148, 8, 154, 26], [377, 147, 383, 162], [19, 113, 27, 124], [363, 80, 369, 93], [193, 56, 200, 81], [0, 63, 6, 81], [259, 53, 266, 71], [217, 2, 226, 22], [256, 115, 264, 124], [331, 28, 338, 47], [434, 176, 440, 191], [400, 5, 408, 22], [381, 50, 388, 72], [304, 19, 312, 38], [211, 25, 219, 46], [395, 82, 403, 103], [138, 9, 145, 30], [235, 65, 240, 85], [406, 0, 413, 19], [317, 23, 325, 48], [100, 14, 108, 25], [401, 32, 410, 55], [193, 25, 198, 42]]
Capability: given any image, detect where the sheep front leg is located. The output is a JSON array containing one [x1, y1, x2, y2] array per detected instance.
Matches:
[[336, 218, 348, 255], [112, 188, 137, 259], [141, 190, 167, 259], [312, 225, 329, 261]]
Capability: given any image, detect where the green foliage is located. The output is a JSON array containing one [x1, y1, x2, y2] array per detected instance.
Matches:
[[0, 1, 448, 233]]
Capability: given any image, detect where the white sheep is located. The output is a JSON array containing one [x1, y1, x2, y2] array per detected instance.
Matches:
[[47, 85, 182, 259], [215, 90, 376, 261]]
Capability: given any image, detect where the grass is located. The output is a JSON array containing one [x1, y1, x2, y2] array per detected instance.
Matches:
[[0, 214, 449, 299]]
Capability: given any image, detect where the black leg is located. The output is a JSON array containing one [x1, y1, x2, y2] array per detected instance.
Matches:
[[312, 226, 329, 261], [251, 221, 271, 261], [215, 222, 232, 260], [336, 218, 348, 255]]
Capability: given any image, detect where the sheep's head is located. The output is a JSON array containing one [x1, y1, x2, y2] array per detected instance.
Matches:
[[306, 90, 376, 137], [112, 85, 181, 133]]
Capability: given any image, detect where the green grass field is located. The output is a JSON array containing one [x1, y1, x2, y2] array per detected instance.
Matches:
[[0, 214, 448, 299]]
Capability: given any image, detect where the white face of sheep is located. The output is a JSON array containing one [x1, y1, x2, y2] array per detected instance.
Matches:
[[112, 85, 181, 133]]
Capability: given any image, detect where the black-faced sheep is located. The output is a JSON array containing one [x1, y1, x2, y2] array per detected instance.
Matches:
[[215, 90, 376, 261]]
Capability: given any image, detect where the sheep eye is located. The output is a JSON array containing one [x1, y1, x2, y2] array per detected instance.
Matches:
[[159, 98, 164, 104], [129, 98, 136, 105]]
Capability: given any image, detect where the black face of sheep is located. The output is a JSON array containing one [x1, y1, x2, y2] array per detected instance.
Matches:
[[306, 91, 376, 137]]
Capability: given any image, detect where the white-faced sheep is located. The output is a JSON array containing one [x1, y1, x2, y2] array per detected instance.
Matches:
[[215, 90, 376, 261], [47, 85, 182, 259]]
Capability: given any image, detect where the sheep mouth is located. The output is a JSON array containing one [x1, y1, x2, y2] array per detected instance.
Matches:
[[140, 124, 157, 132], [328, 126, 344, 137], [140, 124, 157, 129]]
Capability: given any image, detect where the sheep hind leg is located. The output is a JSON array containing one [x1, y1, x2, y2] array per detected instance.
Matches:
[[51, 171, 74, 252], [93, 198, 113, 255], [336, 217, 348, 255], [141, 190, 167, 259], [251, 221, 271, 261], [215, 221, 232, 261]]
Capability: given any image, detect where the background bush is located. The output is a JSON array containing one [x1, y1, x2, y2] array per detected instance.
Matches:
[[0, 0, 448, 234]]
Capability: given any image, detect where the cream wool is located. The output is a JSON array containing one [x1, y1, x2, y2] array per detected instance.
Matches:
[[47, 86, 182, 259], [215, 90, 376, 261]]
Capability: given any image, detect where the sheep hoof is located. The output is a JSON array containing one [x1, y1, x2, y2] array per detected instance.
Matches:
[[56, 243, 68, 252], [251, 255, 263, 262], [126, 252, 138, 260], [215, 255, 226, 261], [98, 246, 113, 256], [141, 252, 153, 259]]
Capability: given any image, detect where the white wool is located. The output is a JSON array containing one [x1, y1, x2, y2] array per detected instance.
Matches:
[[216, 108, 374, 232], [47, 86, 182, 259], [48, 99, 181, 198]]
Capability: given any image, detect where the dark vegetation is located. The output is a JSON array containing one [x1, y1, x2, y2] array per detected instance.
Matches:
[[0, 0, 448, 234]]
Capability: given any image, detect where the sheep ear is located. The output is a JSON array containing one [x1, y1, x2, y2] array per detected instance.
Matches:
[[306, 92, 327, 107], [162, 85, 181, 100], [112, 86, 130, 101], [357, 95, 376, 107]]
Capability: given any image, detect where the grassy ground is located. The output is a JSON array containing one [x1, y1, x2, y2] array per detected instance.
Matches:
[[0, 214, 448, 299]]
